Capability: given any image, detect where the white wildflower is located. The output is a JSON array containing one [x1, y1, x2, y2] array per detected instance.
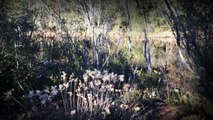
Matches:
[[28, 91, 35, 98], [104, 107, 111, 115], [109, 87, 114, 92], [82, 97, 87, 101], [73, 79, 78, 83], [134, 107, 140, 112], [79, 82, 83, 88], [86, 70, 90, 73], [50, 75, 53, 79], [63, 82, 69, 89], [106, 84, 113, 89], [39, 94, 48, 101], [119, 75, 124, 82], [36, 90, 41, 96], [84, 86, 88, 91], [70, 110, 76, 115], [174, 88, 179, 93], [123, 84, 130, 92], [94, 80, 101, 86], [115, 89, 121, 92], [76, 87, 81, 92], [61, 71, 66, 80], [88, 70, 95, 79], [48, 95, 53, 101], [151, 91, 156, 97], [76, 93, 81, 97], [87, 93, 92, 99], [41, 100, 46, 106], [59, 84, 64, 91], [111, 102, 115, 105], [89, 81, 94, 88], [120, 104, 128, 110], [102, 74, 110, 82], [95, 93, 98, 97], [51, 88, 58, 96], [83, 74, 89, 82], [68, 92, 73, 97], [103, 70, 108, 74], [44, 89, 49, 93], [69, 78, 74, 83], [95, 70, 101, 78], [51, 85, 57, 90], [69, 73, 74, 80], [94, 100, 97, 106], [100, 85, 106, 91]]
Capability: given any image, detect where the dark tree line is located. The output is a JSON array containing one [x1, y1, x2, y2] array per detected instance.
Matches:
[[161, 0, 213, 98]]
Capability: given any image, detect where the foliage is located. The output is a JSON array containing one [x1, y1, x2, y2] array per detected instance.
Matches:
[[161, 0, 213, 100], [0, 0, 213, 119]]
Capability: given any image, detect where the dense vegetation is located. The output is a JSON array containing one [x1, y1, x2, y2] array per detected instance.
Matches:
[[0, 0, 212, 119]]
